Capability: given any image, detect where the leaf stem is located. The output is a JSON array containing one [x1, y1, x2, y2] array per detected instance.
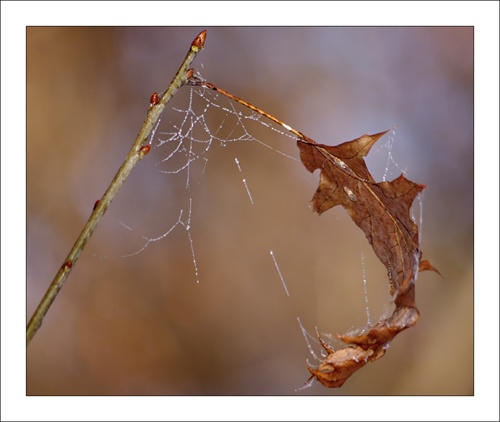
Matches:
[[188, 77, 316, 145], [26, 30, 207, 346]]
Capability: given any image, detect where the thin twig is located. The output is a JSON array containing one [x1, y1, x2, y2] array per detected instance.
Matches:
[[188, 77, 316, 144], [26, 30, 207, 346]]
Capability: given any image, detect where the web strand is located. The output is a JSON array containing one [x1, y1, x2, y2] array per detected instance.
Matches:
[[296, 317, 319, 360], [121, 198, 199, 282], [270, 250, 289, 296], [360, 242, 372, 327], [234, 157, 254, 205]]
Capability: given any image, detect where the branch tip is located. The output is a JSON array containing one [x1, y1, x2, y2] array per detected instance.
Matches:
[[192, 30, 207, 49]]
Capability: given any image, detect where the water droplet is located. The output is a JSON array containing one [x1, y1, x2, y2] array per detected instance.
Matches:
[[343, 186, 357, 201]]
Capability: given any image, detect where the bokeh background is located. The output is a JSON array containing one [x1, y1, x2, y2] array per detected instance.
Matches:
[[27, 27, 473, 395]]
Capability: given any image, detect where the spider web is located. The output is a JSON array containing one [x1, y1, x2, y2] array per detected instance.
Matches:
[[155, 83, 298, 185], [121, 83, 299, 277], [118, 79, 425, 389]]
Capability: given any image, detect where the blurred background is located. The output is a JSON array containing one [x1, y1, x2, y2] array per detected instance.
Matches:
[[27, 27, 473, 395]]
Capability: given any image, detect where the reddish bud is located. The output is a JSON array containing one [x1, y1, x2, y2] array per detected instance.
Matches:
[[150, 92, 159, 106], [93, 200, 101, 211], [192, 30, 207, 49], [139, 145, 151, 155], [64, 260, 73, 269], [186, 68, 194, 80]]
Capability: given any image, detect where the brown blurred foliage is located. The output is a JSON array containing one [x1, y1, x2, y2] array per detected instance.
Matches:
[[27, 27, 473, 395]]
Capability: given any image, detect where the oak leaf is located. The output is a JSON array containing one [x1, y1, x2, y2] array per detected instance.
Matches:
[[297, 130, 439, 388]]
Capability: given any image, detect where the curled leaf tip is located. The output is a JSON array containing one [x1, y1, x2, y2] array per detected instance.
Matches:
[[419, 259, 442, 276]]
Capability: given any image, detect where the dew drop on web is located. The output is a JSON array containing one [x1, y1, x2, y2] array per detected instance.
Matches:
[[343, 186, 357, 202]]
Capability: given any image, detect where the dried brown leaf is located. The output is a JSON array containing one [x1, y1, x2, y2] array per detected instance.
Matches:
[[297, 130, 438, 388]]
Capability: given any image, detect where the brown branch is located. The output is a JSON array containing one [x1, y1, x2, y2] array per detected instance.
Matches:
[[26, 30, 207, 346]]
